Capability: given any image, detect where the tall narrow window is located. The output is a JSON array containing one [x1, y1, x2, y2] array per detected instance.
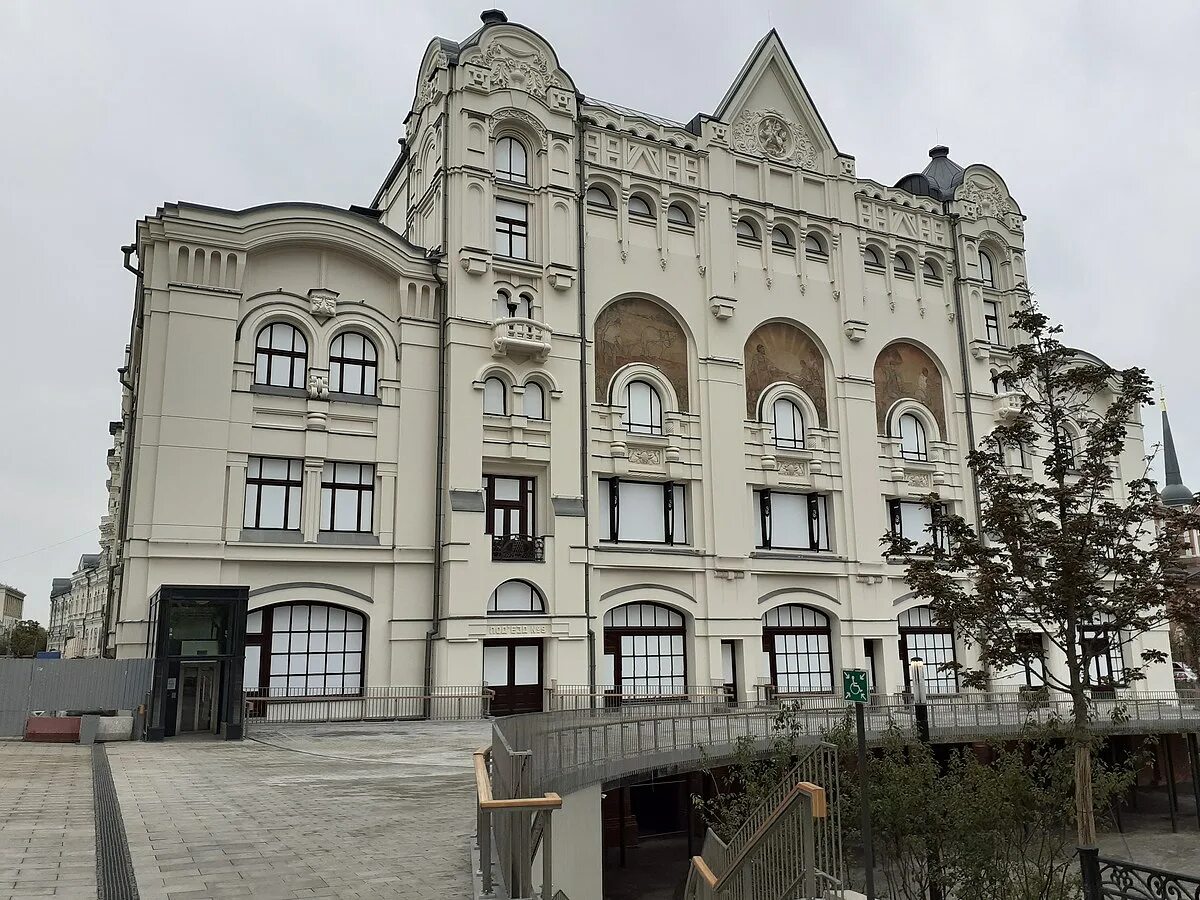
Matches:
[[984, 300, 1002, 344], [1080, 621, 1124, 687], [1016, 633, 1046, 688], [495, 137, 527, 183], [763, 605, 833, 694], [254, 323, 307, 389], [484, 475, 534, 538], [483, 377, 508, 415], [329, 332, 378, 396], [896, 413, 928, 461], [755, 490, 829, 551], [522, 382, 545, 419], [622, 379, 663, 435], [598, 479, 687, 545], [320, 463, 375, 533], [771, 397, 805, 450], [899, 606, 958, 694], [495, 199, 528, 259], [243, 457, 302, 530], [980, 249, 996, 287]]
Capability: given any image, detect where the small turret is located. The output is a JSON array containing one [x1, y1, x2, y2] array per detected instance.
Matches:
[[1160, 394, 1194, 507]]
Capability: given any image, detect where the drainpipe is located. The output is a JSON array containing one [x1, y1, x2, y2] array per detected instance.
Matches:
[[422, 62, 454, 712], [105, 243, 144, 657], [575, 101, 596, 692], [948, 214, 983, 526]]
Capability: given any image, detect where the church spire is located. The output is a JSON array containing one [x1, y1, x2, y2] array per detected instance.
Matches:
[[1161, 391, 1194, 507]]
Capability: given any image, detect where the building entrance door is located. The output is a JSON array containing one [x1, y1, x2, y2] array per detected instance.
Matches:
[[176, 661, 219, 734], [483, 639, 543, 716]]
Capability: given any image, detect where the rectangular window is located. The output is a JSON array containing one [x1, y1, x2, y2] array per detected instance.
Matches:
[[495, 199, 529, 259], [484, 475, 535, 537], [755, 490, 830, 551], [1016, 633, 1046, 688], [984, 300, 1002, 345], [243, 457, 302, 530], [598, 478, 687, 545], [888, 500, 946, 551], [320, 462, 375, 533]]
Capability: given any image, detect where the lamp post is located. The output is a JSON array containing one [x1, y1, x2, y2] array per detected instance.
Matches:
[[909, 656, 930, 744]]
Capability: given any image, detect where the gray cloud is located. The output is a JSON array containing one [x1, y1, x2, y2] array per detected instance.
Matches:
[[3, 0, 1195, 623]]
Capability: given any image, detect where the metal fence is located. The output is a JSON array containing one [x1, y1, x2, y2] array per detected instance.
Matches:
[[1080, 853, 1200, 899], [243, 685, 492, 726], [0, 658, 153, 737]]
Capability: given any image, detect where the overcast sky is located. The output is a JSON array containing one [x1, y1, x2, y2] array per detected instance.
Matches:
[[3, 1, 1198, 625]]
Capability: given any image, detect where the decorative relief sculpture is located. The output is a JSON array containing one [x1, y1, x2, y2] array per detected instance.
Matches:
[[492, 107, 546, 138], [731, 108, 817, 169], [307, 372, 329, 400], [628, 447, 663, 465], [779, 460, 808, 477], [594, 298, 689, 411], [873, 342, 947, 434], [482, 41, 562, 98], [906, 472, 933, 488], [744, 322, 828, 424], [308, 288, 339, 323], [958, 177, 1014, 220]]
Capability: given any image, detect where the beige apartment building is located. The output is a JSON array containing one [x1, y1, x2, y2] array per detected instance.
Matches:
[[1, 585, 25, 634], [107, 10, 1174, 733]]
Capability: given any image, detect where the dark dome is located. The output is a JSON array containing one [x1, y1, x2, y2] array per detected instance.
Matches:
[[920, 145, 964, 202]]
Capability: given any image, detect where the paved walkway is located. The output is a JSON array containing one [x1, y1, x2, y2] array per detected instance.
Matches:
[[0, 720, 489, 899], [0, 744, 96, 899]]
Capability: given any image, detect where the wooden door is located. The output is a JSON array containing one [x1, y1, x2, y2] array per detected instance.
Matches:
[[483, 640, 543, 716]]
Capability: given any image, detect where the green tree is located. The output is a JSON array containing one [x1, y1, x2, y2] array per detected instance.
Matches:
[[883, 296, 1200, 849], [0, 620, 49, 657]]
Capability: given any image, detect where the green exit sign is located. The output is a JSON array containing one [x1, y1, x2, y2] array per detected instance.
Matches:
[[843, 669, 869, 703]]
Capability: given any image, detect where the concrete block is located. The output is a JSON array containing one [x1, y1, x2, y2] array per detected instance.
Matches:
[[23, 716, 81, 743], [78, 715, 99, 745], [97, 715, 134, 741]]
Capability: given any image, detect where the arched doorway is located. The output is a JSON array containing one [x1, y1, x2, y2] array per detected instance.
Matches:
[[602, 602, 686, 698], [483, 580, 547, 716]]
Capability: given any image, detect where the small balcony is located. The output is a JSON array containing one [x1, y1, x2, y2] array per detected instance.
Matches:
[[492, 318, 552, 361], [993, 391, 1025, 423], [491, 534, 546, 562]]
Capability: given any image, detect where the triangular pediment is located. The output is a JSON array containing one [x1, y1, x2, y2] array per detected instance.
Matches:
[[715, 31, 840, 172]]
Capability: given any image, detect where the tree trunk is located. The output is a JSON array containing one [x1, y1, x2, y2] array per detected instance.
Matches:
[[1075, 742, 1096, 847]]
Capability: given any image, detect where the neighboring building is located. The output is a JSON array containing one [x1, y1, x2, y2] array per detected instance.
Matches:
[[1158, 399, 1200, 674], [46, 554, 108, 658], [1, 585, 25, 634], [109, 10, 1175, 735], [46, 578, 72, 651]]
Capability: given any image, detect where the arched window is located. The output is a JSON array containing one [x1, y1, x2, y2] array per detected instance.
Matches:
[[622, 379, 663, 435], [980, 249, 996, 287], [487, 580, 546, 615], [522, 381, 546, 419], [736, 218, 760, 241], [254, 322, 307, 389], [770, 397, 805, 450], [899, 606, 957, 695], [1056, 423, 1078, 470], [922, 259, 942, 282], [495, 136, 527, 184], [804, 233, 827, 257], [603, 602, 686, 697], [628, 194, 654, 218], [893, 252, 913, 274], [895, 412, 928, 461], [483, 376, 508, 415], [329, 331, 378, 396], [244, 602, 365, 697], [863, 246, 884, 269], [771, 225, 794, 249], [667, 203, 692, 226], [762, 605, 833, 694], [586, 185, 614, 208]]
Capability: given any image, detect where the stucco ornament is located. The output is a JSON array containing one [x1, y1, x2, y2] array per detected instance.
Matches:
[[628, 447, 663, 465], [731, 108, 817, 168], [484, 41, 560, 97], [958, 177, 1014, 220], [307, 372, 329, 400], [492, 107, 546, 138], [308, 288, 339, 323]]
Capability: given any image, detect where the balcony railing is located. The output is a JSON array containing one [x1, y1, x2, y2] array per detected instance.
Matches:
[[493, 317, 552, 360], [491, 534, 545, 562]]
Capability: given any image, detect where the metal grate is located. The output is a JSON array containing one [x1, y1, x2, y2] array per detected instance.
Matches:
[[92, 745, 139, 900]]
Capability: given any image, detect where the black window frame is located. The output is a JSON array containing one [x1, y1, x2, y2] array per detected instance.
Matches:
[[894, 412, 929, 461], [770, 225, 794, 249], [770, 396, 805, 450], [899, 608, 959, 695], [494, 198, 529, 260], [623, 379, 664, 436], [254, 322, 308, 389], [329, 331, 378, 396], [1015, 632, 1047, 689], [628, 194, 654, 219], [762, 605, 834, 695], [603, 602, 687, 698], [243, 456, 303, 531], [245, 602, 366, 699], [600, 477, 688, 546], [863, 245, 884, 270], [888, 499, 947, 552], [484, 474, 535, 538], [495, 136, 528, 184], [756, 489, 830, 552], [984, 300, 1002, 345], [319, 462, 375, 534]]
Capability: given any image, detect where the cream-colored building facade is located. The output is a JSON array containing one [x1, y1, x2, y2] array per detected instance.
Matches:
[[109, 10, 1174, 711]]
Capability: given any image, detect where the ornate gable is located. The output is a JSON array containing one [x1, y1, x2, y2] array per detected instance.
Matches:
[[714, 32, 841, 175]]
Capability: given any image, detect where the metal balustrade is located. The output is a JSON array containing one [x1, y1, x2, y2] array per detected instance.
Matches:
[[243, 685, 492, 726]]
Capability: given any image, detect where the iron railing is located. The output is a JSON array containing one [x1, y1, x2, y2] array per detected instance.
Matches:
[[243, 685, 492, 726], [1081, 852, 1200, 899], [492, 535, 546, 562], [544, 683, 730, 711]]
